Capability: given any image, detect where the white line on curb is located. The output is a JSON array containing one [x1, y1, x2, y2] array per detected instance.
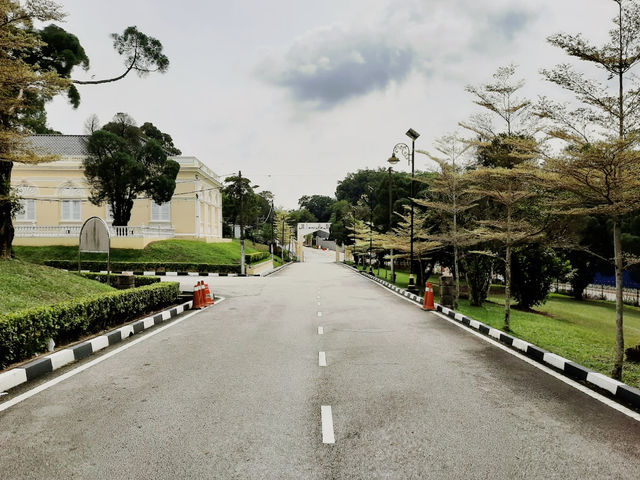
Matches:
[[0, 298, 227, 413], [321, 405, 335, 444], [318, 326, 324, 335], [319, 352, 327, 367]]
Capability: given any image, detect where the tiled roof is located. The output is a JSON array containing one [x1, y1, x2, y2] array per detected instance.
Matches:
[[26, 135, 89, 156]]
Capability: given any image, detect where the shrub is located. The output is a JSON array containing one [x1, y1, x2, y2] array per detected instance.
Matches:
[[0, 282, 179, 369], [76, 272, 161, 287], [44, 260, 241, 274], [245, 252, 270, 264]]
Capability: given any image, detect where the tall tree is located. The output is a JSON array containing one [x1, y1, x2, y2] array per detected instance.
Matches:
[[1, 0, 70, 258], [83, 113, 180, 226], [540, 0, 640, 380], [298, 195, 335, 222], [416, 133, 477, 307]]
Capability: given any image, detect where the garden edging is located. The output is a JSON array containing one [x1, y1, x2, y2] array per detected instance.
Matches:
[[342, 262, 640, 410], [0, 299, 195, 394]]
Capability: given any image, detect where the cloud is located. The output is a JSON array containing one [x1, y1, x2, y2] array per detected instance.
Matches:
[[257, 25, 415, 109]]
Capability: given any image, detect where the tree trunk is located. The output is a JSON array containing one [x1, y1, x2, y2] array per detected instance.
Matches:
[[0, 161, 15, 259], [611, 220, 625, 380], [504, 244, 512, 331], [453, 243, 460, 308]]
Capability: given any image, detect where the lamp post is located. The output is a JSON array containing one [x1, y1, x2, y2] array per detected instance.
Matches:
[[386, 163, 396, 282], [366, 186, 374, 274], [388, 128, 420, 292]]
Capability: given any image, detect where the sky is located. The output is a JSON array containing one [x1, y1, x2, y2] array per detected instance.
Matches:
[[45, 0, 617, 209]]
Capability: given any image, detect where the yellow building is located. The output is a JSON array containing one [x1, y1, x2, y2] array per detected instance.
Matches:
[[11, 135, 225, 248]]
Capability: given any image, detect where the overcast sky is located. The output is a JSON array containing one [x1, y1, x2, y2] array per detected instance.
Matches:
[[46, 0, 617, 208]]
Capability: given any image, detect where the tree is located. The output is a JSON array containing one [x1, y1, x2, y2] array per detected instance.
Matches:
[[1, 0, 70, 258], [466, 164, 548, 330], [298, 195, 335, 222], [72, 26, 168, 85], [223, 171, 257, 238], [540, 0, 640, 379], [416, 133, 477, 307], [83, 113, 180, 226], [0, 2, 170, 258], [140, 122, 181, 156]]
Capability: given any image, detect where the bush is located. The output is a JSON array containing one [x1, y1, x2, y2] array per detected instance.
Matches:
[[462, 254, 493, 307], [511, 246, 570, 310], [0, 282, 179, 369], [44, 260, 241, 274], [245, 252, 270, 264], [76, 272, 161, 287]]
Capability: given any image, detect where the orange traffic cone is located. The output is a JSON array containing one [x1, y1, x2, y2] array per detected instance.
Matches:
[[422, 282, 435, 311], [193, 281, 203, 309], [203, 283, 214, 306]]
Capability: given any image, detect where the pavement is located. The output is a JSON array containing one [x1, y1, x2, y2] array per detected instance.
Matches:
[[1, 247, 639, 479]]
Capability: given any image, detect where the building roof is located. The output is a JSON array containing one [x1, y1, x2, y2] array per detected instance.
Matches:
[[26, 134, 89, 156]]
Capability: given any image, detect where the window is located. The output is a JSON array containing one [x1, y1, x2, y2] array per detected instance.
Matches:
[[151, 201, 171, 222], [15, 199, 35, 221], [61, 200, 81, 221]]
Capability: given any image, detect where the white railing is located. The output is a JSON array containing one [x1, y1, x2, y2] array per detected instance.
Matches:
[[14, 225, 175, 239]]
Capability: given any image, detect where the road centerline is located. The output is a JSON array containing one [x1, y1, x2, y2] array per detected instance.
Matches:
[[321, 405, 335, 444], [319, 351, 327, 367]]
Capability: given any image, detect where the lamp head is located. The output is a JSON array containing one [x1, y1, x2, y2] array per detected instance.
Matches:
[[388, 153, 400, 165], [406, 128, 420, 141]]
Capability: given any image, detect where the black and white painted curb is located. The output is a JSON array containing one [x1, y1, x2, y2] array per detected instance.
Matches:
[[0, 300, 194, 394], [342, 263, 640, 410], [79, 270, 260, 277]]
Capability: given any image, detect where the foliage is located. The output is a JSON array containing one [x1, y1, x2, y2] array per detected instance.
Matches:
[[45, 260, 243, 274], [72, 25, 169, 85], [0, 0, 71, 258], [461, 254, 493, 307], [510, 246, 570, 310], [0, 282, 179, 368], [540, 0, 640, 379], [140, 122, 181, 155], [83, 113, 180, 225], [298, 195, 335, 222], [75, 272, 161, 287]]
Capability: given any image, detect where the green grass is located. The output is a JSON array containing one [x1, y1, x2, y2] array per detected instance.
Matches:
[[456, 294, 640, 388], [14, 239, 264, 265], [0, 259, 114, 315]]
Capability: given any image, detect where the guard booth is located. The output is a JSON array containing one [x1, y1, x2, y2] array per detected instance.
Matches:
[[79, 216, 110, 273]]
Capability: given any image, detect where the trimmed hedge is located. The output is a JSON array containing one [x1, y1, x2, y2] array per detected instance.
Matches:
[[245, 251, 270, 264], [44, 260, 241, 274], [76, 272, 161, 287], [0, 282, 180, 369]]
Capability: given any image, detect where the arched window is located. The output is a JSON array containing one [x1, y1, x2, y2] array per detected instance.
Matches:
[[151, 200, 171, 222]]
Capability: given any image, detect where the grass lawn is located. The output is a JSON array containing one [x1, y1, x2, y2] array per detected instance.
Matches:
[[0, 259, 114, 315], [456, 294, 640, 388], [14, 239, 265, 265]]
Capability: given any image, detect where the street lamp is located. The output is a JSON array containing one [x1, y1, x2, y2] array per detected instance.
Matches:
[[388, 128, 420, 293]]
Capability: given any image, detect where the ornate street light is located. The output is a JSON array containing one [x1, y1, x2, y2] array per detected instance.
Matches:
[[389, 128, 420, 292]]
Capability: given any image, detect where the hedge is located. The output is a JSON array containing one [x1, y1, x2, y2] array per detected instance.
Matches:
[[245, 251, 270, 264], [0, 282, 179, 369], [76, 272, 161, 287], [44, 260, 241, 274]]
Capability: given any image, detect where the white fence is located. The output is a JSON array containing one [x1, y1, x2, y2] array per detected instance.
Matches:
[[553, 282, 640, 305], [14, 225, 175, 239]]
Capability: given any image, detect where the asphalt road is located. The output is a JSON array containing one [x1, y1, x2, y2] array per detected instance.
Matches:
[[1, 247, 639, 479]]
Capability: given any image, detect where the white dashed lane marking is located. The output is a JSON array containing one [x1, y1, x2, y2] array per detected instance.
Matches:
[[318, 326, 324, 335], [321, 405, 335, 444], [319, 352, 327, 367]]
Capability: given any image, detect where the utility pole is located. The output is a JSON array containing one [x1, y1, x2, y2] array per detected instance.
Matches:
[[270, 197, 275, 263], [239, 170, 245, 276], [282, 216, 286, 261]]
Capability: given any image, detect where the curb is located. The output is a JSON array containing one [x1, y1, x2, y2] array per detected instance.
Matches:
[[0, 300, 194, 394], [81, 270, 261, 277], [343, 263, 640, 411], [262, 261, 294, 277]]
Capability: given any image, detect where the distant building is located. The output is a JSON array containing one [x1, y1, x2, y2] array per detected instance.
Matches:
[[11, 134, 226, 248]]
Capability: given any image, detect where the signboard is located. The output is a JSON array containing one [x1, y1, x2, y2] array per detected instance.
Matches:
[[297, 222, 331, 239], [79, 217, 110, 253]]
